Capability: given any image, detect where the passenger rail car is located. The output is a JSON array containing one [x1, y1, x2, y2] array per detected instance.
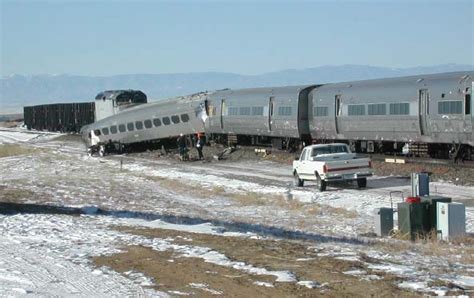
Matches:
[[80, 92, 209, 152], [204, 85, 318, 147], [308, 72, 472, 157]]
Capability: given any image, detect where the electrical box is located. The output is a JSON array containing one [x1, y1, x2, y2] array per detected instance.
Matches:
[[421, 196, 452, 233], [374, 208, 393, 237], [397, 202, 429, 240], [437, 202, 466, 241], [411, 172, 430, 197]]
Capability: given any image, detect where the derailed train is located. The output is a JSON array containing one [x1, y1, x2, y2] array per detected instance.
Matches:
[[81, 71, 473, 159]]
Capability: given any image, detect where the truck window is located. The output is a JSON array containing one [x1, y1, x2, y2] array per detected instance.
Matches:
[[300, 149, 306, 161], [312, 145, 348, 156]]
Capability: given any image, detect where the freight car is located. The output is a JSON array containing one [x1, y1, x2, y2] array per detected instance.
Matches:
[[24, 102, 95, 133], [80, 71, 473, 160]]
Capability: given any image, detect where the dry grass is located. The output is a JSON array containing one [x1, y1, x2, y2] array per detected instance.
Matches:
[[0, 186, 35, 202], [375, 230, 474, 265], [0, 144, 39, 158], [232, 192, 269, 206]]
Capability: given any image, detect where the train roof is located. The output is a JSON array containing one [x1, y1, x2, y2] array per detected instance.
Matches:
[[210, 84, 318, 96], [315, 71, 473, 91]]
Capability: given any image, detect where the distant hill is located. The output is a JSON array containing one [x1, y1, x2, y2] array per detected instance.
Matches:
[[1, 64, 472, 113]]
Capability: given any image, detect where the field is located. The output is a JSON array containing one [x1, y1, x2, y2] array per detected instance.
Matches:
[[0, 126, 473, 296]]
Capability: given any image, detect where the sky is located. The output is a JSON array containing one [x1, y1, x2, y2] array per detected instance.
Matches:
[[1, 0, 473, 76]]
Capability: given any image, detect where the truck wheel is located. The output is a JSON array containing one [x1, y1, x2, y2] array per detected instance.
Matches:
[[316, 174, 326, 192], [293, 172, 304, 187], [357, 177, 367, 188]]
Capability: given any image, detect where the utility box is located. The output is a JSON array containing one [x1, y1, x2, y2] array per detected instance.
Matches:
[[411, 172, 430, 197], [421, 196, 452, 233], [437, 202, 466, 241], [374, 208, 394, 237], [397, 202, 429, 240]]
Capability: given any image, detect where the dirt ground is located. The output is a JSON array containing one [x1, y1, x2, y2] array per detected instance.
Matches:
[[94, 226, 419, 297], [129, 140, 474, 186]]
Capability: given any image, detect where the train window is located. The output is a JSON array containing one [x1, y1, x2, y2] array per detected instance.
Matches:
[[162, 117, 171, 125], [180, 114, 190, 122], [314, 106, 329, 117], [348, 104, 365, 116], [389, 103, 410, 115], [438, 101, 462, 114], [94, 129, 101, 136], [110, 125, 118, 134], [101, 127, 109, 135], [368, 104, 386, 115], [119, 124, 126, 132], [251, 106, 264, 116], [153, 118, 162, 127], [171, 115, 180, 124], [239, 107, 251, 116], [144, 119, 152, 129], [127, 122, 135, 131], [135, 121, 144, 130], [278, 106, 292, 116], [228, 107, 239, 116]]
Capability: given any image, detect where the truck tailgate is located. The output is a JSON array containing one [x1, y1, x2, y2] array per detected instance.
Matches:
[[325, 158, 371, 174]]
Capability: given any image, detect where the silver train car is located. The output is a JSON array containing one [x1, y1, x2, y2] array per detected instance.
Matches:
[[308, 72, 473, 146], [204, 85, 318, 146], [80, 92, 209, 153], [81, 71, 473, 159]]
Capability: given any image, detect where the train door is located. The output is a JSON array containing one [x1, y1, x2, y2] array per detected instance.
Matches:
[[220, 99, 225, 130], [268, 96, 274, 132], [467, 84, 472, 137], [335, 94, 342, 135], [419, 89, 429, 136], [298, 87, 313, 140]]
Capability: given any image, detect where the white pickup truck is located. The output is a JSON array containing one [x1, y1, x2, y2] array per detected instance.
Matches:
[[292, 143, 372, 191]]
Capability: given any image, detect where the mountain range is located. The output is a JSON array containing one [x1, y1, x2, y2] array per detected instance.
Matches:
[[1, 64, 473, 114]]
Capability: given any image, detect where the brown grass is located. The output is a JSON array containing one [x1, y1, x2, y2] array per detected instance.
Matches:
[[375, 230, 474, 265], [0, 186, 35, 202], [0, 144, 39, 158]]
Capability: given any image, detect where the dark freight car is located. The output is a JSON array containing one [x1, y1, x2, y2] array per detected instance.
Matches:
[[23, 102, 95, 133]]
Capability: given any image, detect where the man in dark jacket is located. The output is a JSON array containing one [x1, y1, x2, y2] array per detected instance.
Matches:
[[178, 133, 187, 160], [196, 132, 205, 160]]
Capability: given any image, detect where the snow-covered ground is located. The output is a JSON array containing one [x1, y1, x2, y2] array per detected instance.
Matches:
[[0, 127, 473, 296]]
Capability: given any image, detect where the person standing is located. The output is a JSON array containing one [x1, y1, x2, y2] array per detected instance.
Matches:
[[196, 132, 205, 160], [178, 133, 187, 160]]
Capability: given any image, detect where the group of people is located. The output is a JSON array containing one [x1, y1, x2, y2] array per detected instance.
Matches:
[[177, 132, 205, 161]]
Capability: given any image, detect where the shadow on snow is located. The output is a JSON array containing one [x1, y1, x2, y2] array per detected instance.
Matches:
[[0, 201, 373, 246]]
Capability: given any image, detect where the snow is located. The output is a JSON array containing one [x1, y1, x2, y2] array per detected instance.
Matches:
[[0, 127, 59, 144], [0, 127, 473, 296]]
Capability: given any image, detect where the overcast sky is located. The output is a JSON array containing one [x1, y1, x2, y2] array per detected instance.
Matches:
[[1, 0, 473, 76]]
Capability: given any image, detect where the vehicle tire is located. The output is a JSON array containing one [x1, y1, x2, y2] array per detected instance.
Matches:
[[316, 173, 326, 192], [357, 177, 367, 188], [293, 172, 304, 187]]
